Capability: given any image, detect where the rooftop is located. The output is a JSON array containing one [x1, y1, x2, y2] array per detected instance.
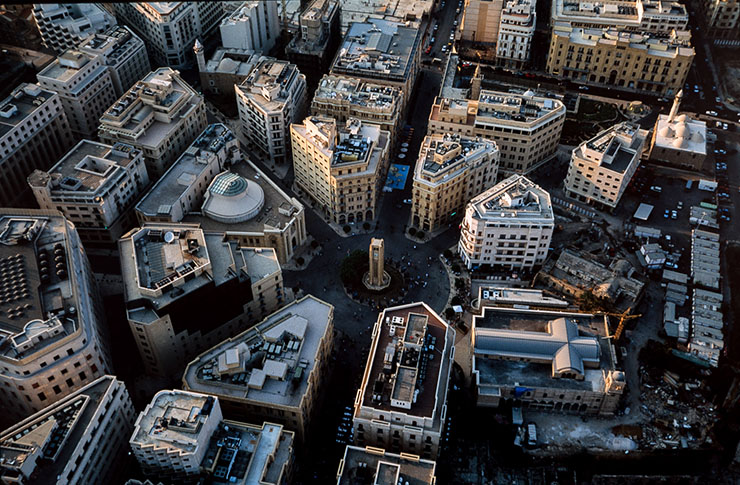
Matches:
[[204, 49, 259, 76], [238, 57, 303, 112], [654, 113, 707, 154], [131, 390, 217, 454], [183, 295, 333, 409], [0, 376, 122, 485], [34, 4, 115, 33], [338, 0, 433, 33], [331, 18, 421, 83], [37, 50, 97, 84], [359, 303, 454, 420], [0, 212, 82, 360], [337, 446, 436, 485], [553, 24, 695, 58], [467, 175, 554, 222], [478, 287, 569, 309], [575, 122, 646, 173], [0, 84, 55, 140], [553, 0, 688, 27], [416, 134, 498, 181], [313, 75, 402, 113], [79, 26, 144, 67], [473, 308, 616, 391], [27, 140, 142, 196]]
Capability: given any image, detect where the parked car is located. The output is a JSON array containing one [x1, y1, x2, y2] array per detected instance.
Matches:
[[671, 210, 677, 219], [664, 209, 670, 218], [706, 110, 718, 116]]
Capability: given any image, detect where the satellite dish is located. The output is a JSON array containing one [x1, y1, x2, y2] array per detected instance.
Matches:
[[164, 231, 175, 244]]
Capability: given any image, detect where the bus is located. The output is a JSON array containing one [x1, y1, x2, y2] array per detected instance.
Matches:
[[699, 201, 718, 210]]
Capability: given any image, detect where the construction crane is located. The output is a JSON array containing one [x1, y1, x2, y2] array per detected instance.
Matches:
[[601, 307, 642, 341]]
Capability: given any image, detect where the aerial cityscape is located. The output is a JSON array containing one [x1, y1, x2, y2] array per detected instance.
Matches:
[[0, 0, 739, 483]]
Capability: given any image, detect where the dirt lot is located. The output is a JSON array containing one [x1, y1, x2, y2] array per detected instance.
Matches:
[[719, 57, 740, 102]]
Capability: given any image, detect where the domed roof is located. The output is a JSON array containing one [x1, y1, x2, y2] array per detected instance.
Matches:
[[523, 89, 536, 97], [202, 171, 265, 224], [675, 122, 689, 139], [676, 114, 688, 123], [690, 130, 704, 143], [658, 125, 674, 138], [672, 137, 687, 149], [218, 57, 238, 73]]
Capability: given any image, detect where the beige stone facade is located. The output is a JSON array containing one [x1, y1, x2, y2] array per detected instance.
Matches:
[[564, 122, 648, 210], [701, 0, 740, 43], [291, 117, 390, 224], [461, 0, 505, 44], [427, 89, 565, 177], [411, 134, 500, 232], [546, 25, 694, 96], [182, 295, 335, 442]]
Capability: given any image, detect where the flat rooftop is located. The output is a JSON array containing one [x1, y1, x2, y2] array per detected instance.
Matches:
[[37, 50, 95, 83], [654, 113, 707, 155], [79, 26, 143, 66], [338, 446, 436, 485], [136, 123, 236, 219], [313, 75, 402, 113], [577, 122, 645, 173], [476, 89, 566, 124], [183, 295, 333, 409], [339, 0, 433, 33], [203, 421, 294, 485], [28, 141, 142, 195], [478, 287, 569, 308], [0, 212, 81, 359], [468, 175, 554, 222], [415, 134, 497, 183], [131, 390, 216, 453], [238, 58, 303, 112], [331, 18, 420, 82], [0, 84, 55, 139], [553, 25, 695, 59], [0, 376, 120, 485], [360, 303, 454, 420]]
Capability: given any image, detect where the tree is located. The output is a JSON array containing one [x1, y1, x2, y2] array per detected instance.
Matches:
[[443, 249, 453, 259], [416, 231, 425, 239], [408, 227, 417, 236], [340, 250, 369, 286], [455, 277, 465, 290], [310, 240, 319, 249], [343, 225, 351, 233], [451, 295, 463, 306], [451, 263, 460, 273], [445, 307, 455, 319], [363, 221, 371, 230], [296, 257, 305, 266]]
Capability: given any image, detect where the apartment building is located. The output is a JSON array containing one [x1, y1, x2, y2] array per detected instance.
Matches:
[[78, 26, 151, 98], [99, 67, 207, 179], [460, 0, 505, 44], [0, 84, 74, 207], [411, 134, 500, 232], [119, 223, 286, 377], [131, 390, 294, 483], [292, 117, 390, 224], [497, 0, 537, 68], [428, 89, 565, 177], [564, 122, 648, 210], [0, 376, 135, 485], [0, 210, 112, 426], [236, 57, 307, 165], [28, 141, 149, 246], [458, 175, 554, 270], [136, 123, 307, 264], [36, 50, 117, 139], [701, 0, 740, 44], [311, 75, 403, 147], [649, 90, 707, 170], [286, 0, 342, 85], [221, 0, 280, 54], [336, 445, 437, 484], [182, 295, 335, 442], [551, 0, 689, 32], [547, 25, 695, 96], [33, 4, 116, 54], [113, 3, 225, 68], [330, 18, 421, 111], [472, 307, 625, 415], [353, 302, 455, 459]]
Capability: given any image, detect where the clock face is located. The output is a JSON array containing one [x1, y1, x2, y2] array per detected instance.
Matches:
[[373, 249, 379, 258]]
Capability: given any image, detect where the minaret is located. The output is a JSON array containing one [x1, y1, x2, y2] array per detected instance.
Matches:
[[668, 89, 683, 122], [193, 39, 205, 73], [470, 63, 482, 100]]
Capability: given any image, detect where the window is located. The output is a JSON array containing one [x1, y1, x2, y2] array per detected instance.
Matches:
[[37, 392, 46, 401]]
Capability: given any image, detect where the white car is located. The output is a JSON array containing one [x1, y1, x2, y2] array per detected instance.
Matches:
[[441, 45, 447, 52], [706, 110, 718, 116]]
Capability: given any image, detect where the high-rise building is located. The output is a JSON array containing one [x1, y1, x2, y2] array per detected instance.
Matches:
[[496, 0, 537, 69], [0, 376, 135, 485], [236, 57, 307, 165], [78, 26, 151, 98], [182, 295, 335, 442], [427, 89, 565, 177], [458, 175, 554, 270], [311, 75, 402, 147], [291, 117, 390, 225], [330, 19, 421, 111], [564, 122, 648, 210], [286, 0, 342, 86], [220, 0, 281, 54], [130, 390, 295, 483], [460, 0, 505, 44], [701, 0, 740, 44], [36, 50, 118, 139], [28, 141, 150, 246], [336, 445, 437, 484], [352, 302, 456, 459], [411, 134, 499, 232], [0, 210, 112, 425], [135, 124, 307, 265], [32, 4, 117, 55], [649, 90, 707, 170], [119, 223, 286, 377], [550, 0, 689, 32], [546, 25, 694, 96], [98, 68, 207, 179], [0, 84, 74, 207], [113, 3, 225, 68]]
